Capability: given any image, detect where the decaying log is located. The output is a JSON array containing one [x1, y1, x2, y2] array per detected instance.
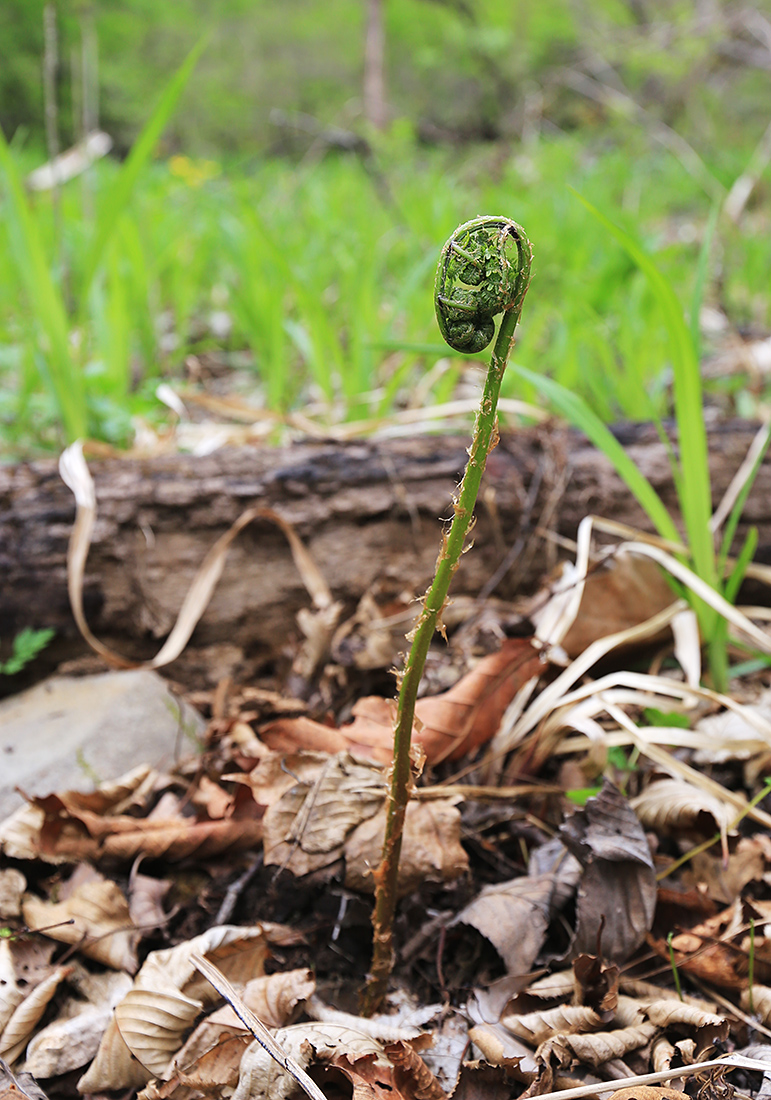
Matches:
[[2, 420, 770, 688]]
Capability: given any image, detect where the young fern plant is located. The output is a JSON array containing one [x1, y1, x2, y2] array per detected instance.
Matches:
[[362, 217, 533, 1014]]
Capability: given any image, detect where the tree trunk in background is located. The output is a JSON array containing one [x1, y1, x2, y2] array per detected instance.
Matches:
[[2, 421, 771, 691], [363, 0, 387, 129]]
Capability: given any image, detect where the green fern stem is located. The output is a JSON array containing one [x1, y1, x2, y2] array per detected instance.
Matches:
[[362, 217, 532, 1014]]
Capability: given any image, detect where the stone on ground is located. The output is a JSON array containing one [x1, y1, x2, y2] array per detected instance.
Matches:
[[0, 670, 205, 818]]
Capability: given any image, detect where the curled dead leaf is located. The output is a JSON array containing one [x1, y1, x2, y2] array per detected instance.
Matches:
[[741, 984, 771, 1024], [560, 780, 657, 963], [0, 965, 72, 1065], [502, 1004, 603, 1045], [543, 1019, 657, 1067], [643, 1000, 729, 1041], [630, 779, 736, 851], [451, 872, 562, 976]]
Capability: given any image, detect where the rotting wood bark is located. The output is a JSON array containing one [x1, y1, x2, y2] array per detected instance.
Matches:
[[2, 420, 770, 690]]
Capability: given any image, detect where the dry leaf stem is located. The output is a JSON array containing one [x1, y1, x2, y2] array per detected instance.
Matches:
[[363, 217, 533, 1014]]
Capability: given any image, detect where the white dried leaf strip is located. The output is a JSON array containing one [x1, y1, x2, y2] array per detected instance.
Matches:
[[502, 1004, 602, 1045]]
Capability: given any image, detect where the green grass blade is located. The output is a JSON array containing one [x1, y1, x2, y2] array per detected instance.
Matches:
[[0, 130, 87, 440], [79, 37, 206, 300], [572, 191, 717, 591], [513, 365, 680, 544]]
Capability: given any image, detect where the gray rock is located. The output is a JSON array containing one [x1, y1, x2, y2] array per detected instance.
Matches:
[[0, 670, 205, 818]]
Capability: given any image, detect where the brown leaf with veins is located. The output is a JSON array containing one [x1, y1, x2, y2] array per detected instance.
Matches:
[[538, 1018, 657, 1067], [261, 752, 386, 877], [260, 637, 542, 765], [79, 924, 286, 1092], [22, 869, 138, 972], [344, 798, 468, 896]]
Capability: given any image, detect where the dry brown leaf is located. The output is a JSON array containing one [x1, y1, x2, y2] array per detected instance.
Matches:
[[172, 1033, 251, 1091], [544, 1019, 657, 1066], [0, 966, 72, 1065], [77, 1016, 152, 1093], [260, 638, 542, 766], [128, 862, 172, 932], [630, 779, 735, 849], [0, 941, 25, 1036], [651, 1035, 678, 1072], [25, 791, 263, 865], [79, 924, 281, 1092], [232, 1022, 388, 1100], [683, 838, 766, 904], [262, 752, 386, 877], [608, 1088, 690, 1100], [521, 970, 576, 1002], [0, 1060, 49, 1100], [558, 552, 676, 659], [22, 872, 138, 972], [344, 798, 468, 896], [573, 954, 619, 1017], [451, 873, 562, 975], [643, 1000, 729, 1037], [560, 780, 657, 963], [24, 971, 133, 1078], [649, 899, 751, 990], [502, 1004, 603, 1045], [116, 987, 203, 1078], [0, 870, 26, 920], [381, 1040, 448, 1099], [208, 970, 315, 1030]]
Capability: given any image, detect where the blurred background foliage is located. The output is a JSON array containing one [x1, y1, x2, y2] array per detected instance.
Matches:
[[3, 0, 769, 155], [0, 0, 770, 456]]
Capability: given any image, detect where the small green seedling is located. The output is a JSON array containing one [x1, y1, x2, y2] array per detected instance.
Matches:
[[0, 627, 55, 676], [362, 216, 533, 1014]]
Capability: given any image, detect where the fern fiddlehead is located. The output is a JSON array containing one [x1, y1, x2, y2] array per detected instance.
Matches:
[[434, 215, 532, 353], [363, 216, 534, 1015]]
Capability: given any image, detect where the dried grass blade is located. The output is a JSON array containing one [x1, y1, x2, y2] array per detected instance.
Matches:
[[59, 443, 332, 668], [528, 1055, 771, 1100]]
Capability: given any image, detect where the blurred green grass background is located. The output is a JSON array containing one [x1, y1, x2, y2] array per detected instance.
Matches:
[[1, 0, 769, 456]]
